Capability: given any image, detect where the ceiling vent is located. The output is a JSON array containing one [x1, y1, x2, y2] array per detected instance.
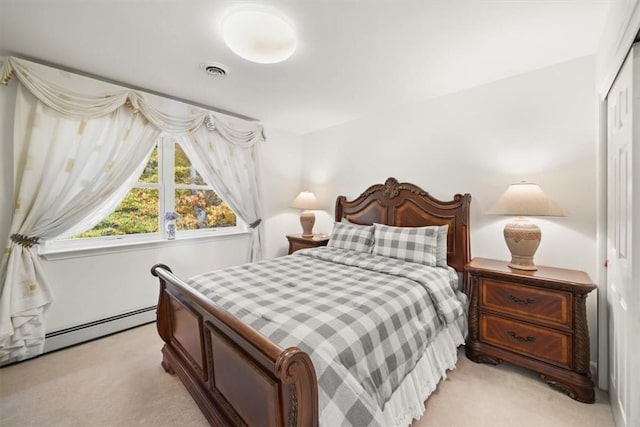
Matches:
[[200, 63, 228, 77]]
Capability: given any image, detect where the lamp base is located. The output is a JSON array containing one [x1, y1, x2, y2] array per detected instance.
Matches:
[[508, 256, 538, 271], [300, 211, 316, 238], [504, 218, 541, 271]]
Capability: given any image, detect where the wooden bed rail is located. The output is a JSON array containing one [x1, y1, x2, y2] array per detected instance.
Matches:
[[151, 264, 319, 427]]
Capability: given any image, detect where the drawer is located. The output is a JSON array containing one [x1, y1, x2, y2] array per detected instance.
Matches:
[[480, 313, 572, 369], [480, 278, 572, 328]]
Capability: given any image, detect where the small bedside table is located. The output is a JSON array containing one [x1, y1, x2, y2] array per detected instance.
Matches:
[[464, 257, 597, 403], [286, 234, 329, 254]]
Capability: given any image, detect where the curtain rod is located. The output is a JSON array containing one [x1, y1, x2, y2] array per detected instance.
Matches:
[[6, 53, 259, 122]]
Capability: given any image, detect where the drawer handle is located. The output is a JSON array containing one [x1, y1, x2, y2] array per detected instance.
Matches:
[[508, 294, 536, 305], [507, 330, 536, 343]]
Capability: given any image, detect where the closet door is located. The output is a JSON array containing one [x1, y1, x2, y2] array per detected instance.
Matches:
[[606, 44, 639, 427]]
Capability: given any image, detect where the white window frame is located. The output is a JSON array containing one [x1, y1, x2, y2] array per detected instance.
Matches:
[[40, 137, 247, 257]]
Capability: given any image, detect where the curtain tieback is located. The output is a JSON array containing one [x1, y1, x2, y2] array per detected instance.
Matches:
[[10, 233, 41, 248], [249, 219, 262, 229]]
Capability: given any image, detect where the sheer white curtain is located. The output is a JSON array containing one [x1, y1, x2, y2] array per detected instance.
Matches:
[[0, 86, 159, 363], [0, 56, 265, 363], [177, 118, 264, 261]]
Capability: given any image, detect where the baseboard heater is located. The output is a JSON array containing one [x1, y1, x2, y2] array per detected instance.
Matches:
[[43, 306, 157, 353]]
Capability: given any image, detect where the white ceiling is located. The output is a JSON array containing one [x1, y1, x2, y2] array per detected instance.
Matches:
[[0, 0, 613, 135]]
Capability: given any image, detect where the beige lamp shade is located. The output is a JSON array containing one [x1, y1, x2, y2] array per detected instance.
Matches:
[[487, 182, 565, 217], [290, 191, 320, 237], [488, 182, 565, 271]]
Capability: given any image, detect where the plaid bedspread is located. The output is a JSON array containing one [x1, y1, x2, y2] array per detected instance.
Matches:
[[188, 247, 465, 427]]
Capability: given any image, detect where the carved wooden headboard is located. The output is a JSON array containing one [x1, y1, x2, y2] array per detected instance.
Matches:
[[335, 177, 471, 275]]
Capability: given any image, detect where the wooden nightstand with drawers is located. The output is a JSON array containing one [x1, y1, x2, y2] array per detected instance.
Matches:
[[286, 234, 329, 254], [464, 257, 597, 403]]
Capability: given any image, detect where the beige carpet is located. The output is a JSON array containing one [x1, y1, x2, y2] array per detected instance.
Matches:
[[0, 324, 614, 427]]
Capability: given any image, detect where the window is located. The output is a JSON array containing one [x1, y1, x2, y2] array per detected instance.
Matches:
[[173, 144, 237, 231], [56, 138, 243, 245], [73, 145, 161, 238]]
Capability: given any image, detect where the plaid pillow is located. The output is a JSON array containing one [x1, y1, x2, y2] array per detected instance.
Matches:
[[372, 223, 438, 266], [435, 224, 449, 268], [327, 222, 374, 253]]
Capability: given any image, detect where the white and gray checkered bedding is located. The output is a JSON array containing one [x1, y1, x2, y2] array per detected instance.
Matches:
[[187, 246, 465, 427]]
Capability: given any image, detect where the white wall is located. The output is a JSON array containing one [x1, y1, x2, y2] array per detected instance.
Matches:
[[302, 56, 600, 363], [259, 127, 304, 259], [41, 236, 249, 331]]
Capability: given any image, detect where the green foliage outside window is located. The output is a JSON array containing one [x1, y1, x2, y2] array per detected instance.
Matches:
[[175, 189, 236, 230], [175, 144, 205, 185], [71, 143, 236, 239], [173, 144, 235, 230], [73, 188, 159, 238], [139, 146, 159, 183]]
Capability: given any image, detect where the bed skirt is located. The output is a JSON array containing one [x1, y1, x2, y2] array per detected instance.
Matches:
[[381, 314, 467, 426]]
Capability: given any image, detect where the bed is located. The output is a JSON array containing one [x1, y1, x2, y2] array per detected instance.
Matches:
[[151, 177, 471, 426]]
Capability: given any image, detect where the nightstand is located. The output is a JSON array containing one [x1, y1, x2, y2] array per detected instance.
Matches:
[[286, 234, 329, 254], [464, 257, 597, 403]]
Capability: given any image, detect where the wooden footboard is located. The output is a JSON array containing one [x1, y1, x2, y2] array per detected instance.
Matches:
[[151, 264, 318, 427]]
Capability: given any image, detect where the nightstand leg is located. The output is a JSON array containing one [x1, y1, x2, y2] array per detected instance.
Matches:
[[540, 373, 595, 403], [465, 345, 502, 366], [573, 294, 591, 375], [468, 276, 479, 340]]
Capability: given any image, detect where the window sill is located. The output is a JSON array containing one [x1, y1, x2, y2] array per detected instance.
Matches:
[[39, 229, 250, 261]]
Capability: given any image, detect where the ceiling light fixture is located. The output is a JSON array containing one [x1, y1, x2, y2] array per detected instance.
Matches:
[[221, 7, 297, 64]]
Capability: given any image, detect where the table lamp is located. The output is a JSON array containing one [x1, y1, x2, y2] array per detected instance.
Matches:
[[290, 191, 321, 237], [488, 182, 565, 271]]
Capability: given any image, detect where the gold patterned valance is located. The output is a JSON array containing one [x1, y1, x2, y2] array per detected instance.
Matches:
[[0, 56, 266, 144]]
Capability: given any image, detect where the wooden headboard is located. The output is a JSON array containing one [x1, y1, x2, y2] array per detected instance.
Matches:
[[335, 177, 472, 275]]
